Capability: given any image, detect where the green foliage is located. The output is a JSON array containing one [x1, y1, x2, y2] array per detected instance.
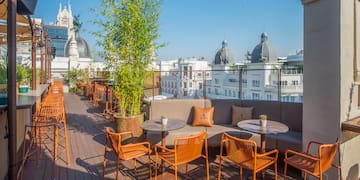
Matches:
[[65, 69, 87, 88], [0, 63, 32, 87], [0, 63, 6, 84], [94, 0, 163, 117], [16, 64, 31, 85]]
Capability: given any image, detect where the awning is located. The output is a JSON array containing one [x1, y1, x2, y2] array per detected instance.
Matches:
[[0, 0, 33, 44]]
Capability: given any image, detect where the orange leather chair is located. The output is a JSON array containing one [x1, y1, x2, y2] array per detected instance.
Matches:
[[102, 128, 152, 180], [283, 139, 342, 180], [154, 131, 209, 180], [217, 133, 278, 180]]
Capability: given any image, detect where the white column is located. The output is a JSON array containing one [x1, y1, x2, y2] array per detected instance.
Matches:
[[303, 0, 360, 179]]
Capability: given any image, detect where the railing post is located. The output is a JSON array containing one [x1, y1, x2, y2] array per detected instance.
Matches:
[[239, 68, 243, 99], [278, 69, 281, 102], [203, 70, 206, 99]]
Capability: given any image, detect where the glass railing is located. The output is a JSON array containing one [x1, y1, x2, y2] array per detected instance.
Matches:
[[144, 68, 303, 103]]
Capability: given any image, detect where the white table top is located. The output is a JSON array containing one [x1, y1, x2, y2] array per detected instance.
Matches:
[[141, 119, 186, 132], [237, 119, 289, 135]]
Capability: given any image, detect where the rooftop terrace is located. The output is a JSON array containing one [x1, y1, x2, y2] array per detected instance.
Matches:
[[20, 93, 302, 180]]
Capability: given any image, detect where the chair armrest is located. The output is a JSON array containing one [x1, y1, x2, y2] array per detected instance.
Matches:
[[257, 149, 278, 158], [123, 141, 151, 148], [154, 144, 174, 153], [285, 149, 319, 161], [306, 141, 323, 153], [118, 131, 134, 137]]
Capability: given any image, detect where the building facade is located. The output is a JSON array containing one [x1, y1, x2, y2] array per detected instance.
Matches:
[[159, 34, 304, 102]]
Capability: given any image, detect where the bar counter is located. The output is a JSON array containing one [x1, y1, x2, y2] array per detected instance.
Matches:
[[0, 84, 49, 110]]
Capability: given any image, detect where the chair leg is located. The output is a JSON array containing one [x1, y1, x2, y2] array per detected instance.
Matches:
[[283, 161, 287, 180], [217, 155, 222, 180], [54, 126, 59, 161], [63, 121, 71, 165], [115, 158, 119, 180], [148, 154, 152, 180], [240, 167, 243, 180], [274, 162, 278, 180], [205, 157, 209, 180], [133, 159, 137, 174], [155, 154, 158, 180], [175, 165, 178, 180], [252, 170, 256, 180], [186, 163, 188, 177], [102, 150, 107, 180]]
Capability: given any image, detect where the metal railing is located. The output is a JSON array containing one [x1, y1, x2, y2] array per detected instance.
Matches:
[[144, 68, 303, 102]]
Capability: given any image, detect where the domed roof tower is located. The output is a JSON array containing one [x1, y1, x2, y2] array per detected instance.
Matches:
[[250, 33, 277, 63], [214, 40, 234, 65], [64, 32, 91, 58]]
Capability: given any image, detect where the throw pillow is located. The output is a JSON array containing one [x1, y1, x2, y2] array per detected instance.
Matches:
[[192, 106, 214, 127], [231, 106, 253, 126]]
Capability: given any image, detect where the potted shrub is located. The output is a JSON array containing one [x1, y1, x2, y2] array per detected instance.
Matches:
[[95, 0, 163, 136], [16, 64, 31, 93]]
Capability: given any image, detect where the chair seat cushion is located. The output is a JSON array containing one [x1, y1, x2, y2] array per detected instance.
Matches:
[[236, 155, 276, 171], [285, 154, 318, 175], [120, 144, 150, 160]]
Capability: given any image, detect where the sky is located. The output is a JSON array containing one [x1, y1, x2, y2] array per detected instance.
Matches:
[[34, 0, 303, 62]]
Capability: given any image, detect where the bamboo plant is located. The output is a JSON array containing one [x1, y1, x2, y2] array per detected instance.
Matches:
[[94, 0, 163, 117]]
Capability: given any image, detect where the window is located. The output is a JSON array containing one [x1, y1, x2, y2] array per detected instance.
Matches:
[[184, 82, 187, 88], [292, 80, 299, 85], [252, 93, 260, 100], [280, 81, 288, 86], [225, 90, 227, 96], [233, 91, 236, 97], [290, 96, 295, 102], [252, 80, 260, 87], [184, 91, 188, 96], [189, 82, 192, 88], [267, 94, 272, 100], [183, 66, 188, 77], [208, 88, 211, 94], [199, 83, 202, 89], [171, 82, 174, 88], [282, 96, 289, 102], [215, 79, 219, 84], [215, 89, 219, 95]]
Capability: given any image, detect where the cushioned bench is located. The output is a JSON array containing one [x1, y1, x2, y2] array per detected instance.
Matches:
[[145, 98, 302, 153]]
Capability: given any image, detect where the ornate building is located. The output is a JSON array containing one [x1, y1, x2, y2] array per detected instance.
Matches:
[[49, 1, 104, 79]]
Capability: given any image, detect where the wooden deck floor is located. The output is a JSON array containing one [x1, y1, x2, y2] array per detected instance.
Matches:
[[22, 93, 301, 180]]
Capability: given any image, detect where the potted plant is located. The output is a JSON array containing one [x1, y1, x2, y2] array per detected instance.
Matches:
[[95, 0, 163, 136], [16, 64, 31, 93]]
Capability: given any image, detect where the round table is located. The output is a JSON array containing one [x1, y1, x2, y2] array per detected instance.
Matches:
[[237, 119, 289, 153], [141, 119, 186, 172], [141, 119, 186, 146]]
